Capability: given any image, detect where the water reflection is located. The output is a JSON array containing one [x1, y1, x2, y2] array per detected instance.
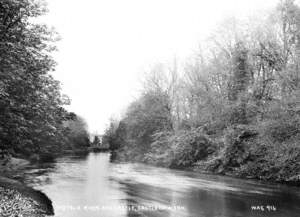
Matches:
[[23, 153, 300, 217]]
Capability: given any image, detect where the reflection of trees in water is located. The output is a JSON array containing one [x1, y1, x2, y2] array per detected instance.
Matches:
[[22, 165, 56, 186], [183, 185, 300, 217], [21, 155, 90, 187], [120, 181, 166, 216], [168, 188, 227, 217], [119, 178, 300, 217], [121, 181, 187, 217], [222, 189, 300, 217], [19, 154, 300, 217]]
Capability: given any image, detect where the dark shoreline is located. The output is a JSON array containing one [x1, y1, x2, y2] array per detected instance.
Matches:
[[110, 151, 300, 187], [0, 176, 54, 216]]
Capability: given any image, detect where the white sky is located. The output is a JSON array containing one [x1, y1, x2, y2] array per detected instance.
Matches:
[[41, 0, 277, 134]]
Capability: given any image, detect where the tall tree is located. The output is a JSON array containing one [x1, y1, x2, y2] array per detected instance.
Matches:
[[228, 42, 250, 101], [277, 0, 300, 94], [0, 0, 69, 156], [64, 113, 90, 149]]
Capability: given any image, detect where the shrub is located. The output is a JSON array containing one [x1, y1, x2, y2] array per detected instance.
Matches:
[[145, 129, 216, 168]]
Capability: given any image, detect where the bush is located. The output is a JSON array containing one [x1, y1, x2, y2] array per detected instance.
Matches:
[[202, 125, 258, 174], [238, 141, 300, 183], [259, 118, 300, 143], [145, 129, 216, 168]]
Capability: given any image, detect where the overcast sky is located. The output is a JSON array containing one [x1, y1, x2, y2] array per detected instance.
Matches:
[[41, 0, 276, 134]]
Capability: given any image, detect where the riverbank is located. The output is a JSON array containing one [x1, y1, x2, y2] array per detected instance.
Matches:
[[0, 176, 54, 217], [0, 157, 54, 216], [111, 124, 300, 186], [113, 152, 300, 188], [17, 152, 300, 217]]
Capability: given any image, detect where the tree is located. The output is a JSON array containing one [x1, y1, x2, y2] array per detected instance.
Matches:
[[103, 88, 173, 161], [92, 136, 100, 147], [228, 42, 250, 101], [102, 119, 125, 150], [64, 113, 90, 150], [0, 0, 69, 156], [125, 90, 173, 153]]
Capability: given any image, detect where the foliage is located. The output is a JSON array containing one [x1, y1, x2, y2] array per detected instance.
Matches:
[[92, 135, 100, 146], [102, 119, 125, 150], [104, 0, 300, 184], [145, 129, 216, 168], [103, 89, 173, 160], [64, 113, 90, 151], [0, 0, 89, 158]]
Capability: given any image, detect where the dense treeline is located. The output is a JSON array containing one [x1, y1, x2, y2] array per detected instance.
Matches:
[[104, 0, 300, 184], [0, 0, 89, 160]]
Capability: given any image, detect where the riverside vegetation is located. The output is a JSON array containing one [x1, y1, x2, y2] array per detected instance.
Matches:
[[103, 0, 300, 185], [0, 0, 90, 163], [0, 1, 90, 216]]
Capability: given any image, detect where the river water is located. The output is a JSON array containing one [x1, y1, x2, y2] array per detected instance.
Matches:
[[22, 152, 300, 217]]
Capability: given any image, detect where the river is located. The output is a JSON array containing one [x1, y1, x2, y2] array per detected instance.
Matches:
[[22, 152, 300, 217]]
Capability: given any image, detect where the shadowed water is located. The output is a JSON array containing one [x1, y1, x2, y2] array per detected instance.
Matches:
[[22, 152, 300, 217]]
